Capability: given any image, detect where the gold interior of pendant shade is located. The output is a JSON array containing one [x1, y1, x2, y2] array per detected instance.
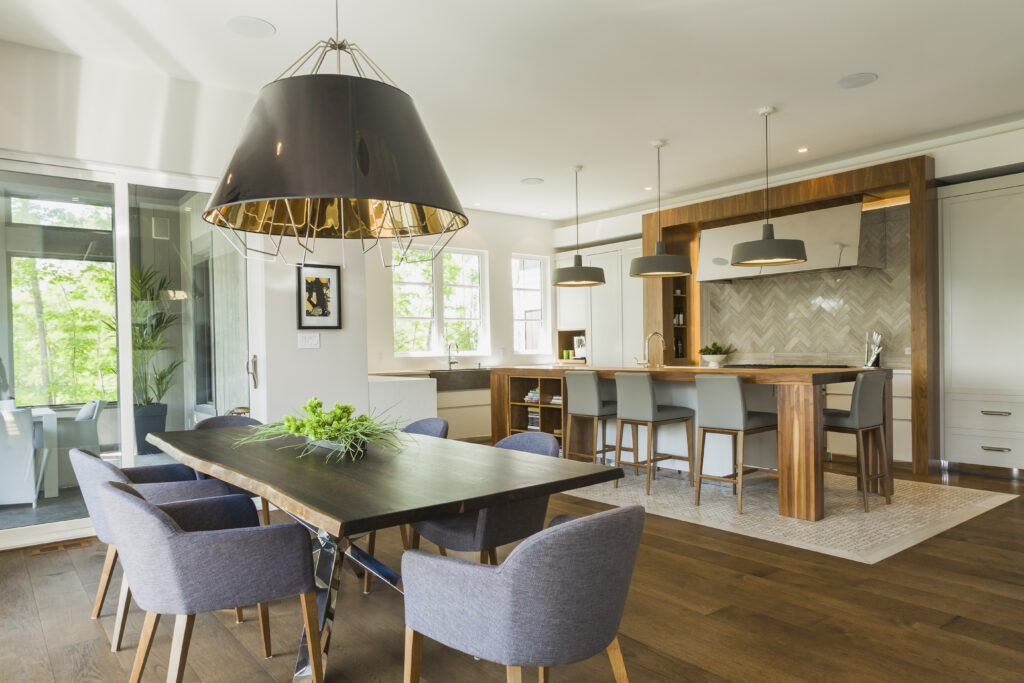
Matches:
[[203, 197, 467, 239]]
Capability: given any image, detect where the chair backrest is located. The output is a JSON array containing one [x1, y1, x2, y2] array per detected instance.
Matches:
[[565, 370, 602, 416], [194, 415, 261, 429], [695, 374, 746, 431], [75, 399, 107, 422], [614, 372, 657, 422], [494, 431, 560, 457], [848, 371, 887, 428], [483, 505, 645, 666], [403, 417, 449, 438], [69, 448, 131, 543], [0, 408, 37, 506]]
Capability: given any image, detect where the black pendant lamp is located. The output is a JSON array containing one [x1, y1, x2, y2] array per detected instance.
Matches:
[[553, 166, 605, 287], [730, 107, 806, 267], [629, 141, 692, 278], [203, 2, 467, 263]]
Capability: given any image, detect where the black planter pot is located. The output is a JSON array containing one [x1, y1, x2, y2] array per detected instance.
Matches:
[[134, 403, 168, 454]]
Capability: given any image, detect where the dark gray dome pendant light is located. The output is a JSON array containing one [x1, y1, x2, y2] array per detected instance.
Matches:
[[730, 107, 806, 267], [553, 166, 605, 287], [203, 1, 467, 265], [629, 141, 692, 278]]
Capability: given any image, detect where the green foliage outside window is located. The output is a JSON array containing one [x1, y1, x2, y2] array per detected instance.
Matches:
[[392, 249, 482, 354]]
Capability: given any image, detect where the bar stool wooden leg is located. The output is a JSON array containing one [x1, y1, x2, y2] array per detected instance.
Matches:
[[564, 412, 574, 460], [645, 424, 655, 495], [684, 418, 695, 487], [877, 425, 892, 504], [731, 433, 738, 496], [614, 419, 623, 488], [630, 423, 639, 475], [651, 422, 659, 483], [736, 432, 745, 514], [591, 416, 600, 464], [695, 427, 706, 506], [856, 429, 870, 512]]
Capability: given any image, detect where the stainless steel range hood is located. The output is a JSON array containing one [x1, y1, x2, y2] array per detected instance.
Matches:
[[696, 202, 884, 281]]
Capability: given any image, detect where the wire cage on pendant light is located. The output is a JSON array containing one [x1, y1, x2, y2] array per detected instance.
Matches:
[[553, 166, 605, 287], [203, 9, 467, 267], [629, 140, 692, 278]]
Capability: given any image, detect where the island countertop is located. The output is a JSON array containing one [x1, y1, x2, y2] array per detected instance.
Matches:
[[490, 364, 893, 522]]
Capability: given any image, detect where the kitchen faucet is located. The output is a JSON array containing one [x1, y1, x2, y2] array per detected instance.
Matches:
[[636, 331, 666, 368], [447, 342, 460, 370]]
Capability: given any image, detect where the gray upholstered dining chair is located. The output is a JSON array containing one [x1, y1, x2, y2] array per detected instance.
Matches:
[[823, 370, 892, 512], [70, 448, 232, 651], [408, 431, 560, 565], [56, 398, 106, 487], [194, 414, 271, 525], [403, 504, 645, 682], [361, 416, 452, 593], [98, 481, 324, 683], [403, 417, 450, 438], [564, 370, 618, 464], [693, 375, 778, 513]]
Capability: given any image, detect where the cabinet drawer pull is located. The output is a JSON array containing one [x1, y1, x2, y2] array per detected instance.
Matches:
[[980, 410, 1012, 416], [981, 446, 1011, 453]]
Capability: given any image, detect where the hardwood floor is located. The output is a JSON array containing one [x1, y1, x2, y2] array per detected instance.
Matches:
[[2, 467, 1022, 682]]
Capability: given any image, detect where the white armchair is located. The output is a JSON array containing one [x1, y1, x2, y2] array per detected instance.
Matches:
[[57, 399, 107, 488], [0, 408, 45, 506]]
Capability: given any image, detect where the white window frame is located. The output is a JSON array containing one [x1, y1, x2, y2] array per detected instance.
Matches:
[[392, 246, 490, 357], [511, 254, 550, 354]]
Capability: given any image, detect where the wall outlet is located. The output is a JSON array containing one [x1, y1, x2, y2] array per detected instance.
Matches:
[[298, 332, 320, 349]]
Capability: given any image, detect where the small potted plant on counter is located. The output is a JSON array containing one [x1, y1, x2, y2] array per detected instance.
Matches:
[[698, 342, 736, 368]]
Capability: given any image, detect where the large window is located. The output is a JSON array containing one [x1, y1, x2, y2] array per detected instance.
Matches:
[[511, 256, 548, 354], [393, 248, 486, 355]]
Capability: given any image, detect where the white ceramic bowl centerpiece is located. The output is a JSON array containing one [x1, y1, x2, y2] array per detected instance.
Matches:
[[698, 342, 736, 369], [234, 397, 400, 462]]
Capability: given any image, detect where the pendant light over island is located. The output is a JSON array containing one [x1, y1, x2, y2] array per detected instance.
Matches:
[[629, 141, 692, 278], [553, 165, 606, 287]]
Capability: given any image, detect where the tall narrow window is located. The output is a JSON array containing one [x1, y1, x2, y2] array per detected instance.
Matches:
[[511, 256, 548, 354], [393, 248, 487, 354]]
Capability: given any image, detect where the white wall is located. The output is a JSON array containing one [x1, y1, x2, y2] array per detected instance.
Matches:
[[365, 209, 557, 373], [0, 40, 253, 179]]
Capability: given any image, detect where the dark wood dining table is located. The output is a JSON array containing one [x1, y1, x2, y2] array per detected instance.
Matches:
[[146, 428, 622, 682]]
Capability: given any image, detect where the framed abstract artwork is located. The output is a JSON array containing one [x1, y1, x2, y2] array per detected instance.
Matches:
[[297, 264, 342, 329]]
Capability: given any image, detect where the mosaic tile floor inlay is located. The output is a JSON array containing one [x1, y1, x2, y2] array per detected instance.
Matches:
[[569, 470, 1016, 564]]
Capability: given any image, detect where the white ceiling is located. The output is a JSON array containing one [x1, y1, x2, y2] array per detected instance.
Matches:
[[2, 0, 1024, 221]]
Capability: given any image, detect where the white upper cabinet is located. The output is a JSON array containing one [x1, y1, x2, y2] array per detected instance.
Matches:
[[554, 254, 590, 331], [587, 250, 622, 367]]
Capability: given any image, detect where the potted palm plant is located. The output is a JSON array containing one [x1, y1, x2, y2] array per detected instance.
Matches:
[[127, 266, 184, 454]]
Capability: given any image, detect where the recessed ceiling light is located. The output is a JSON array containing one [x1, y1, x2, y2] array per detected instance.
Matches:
[[473, 202, 481, 206], [541, 212, 548, 216], [644, 186, 653, 191], [797, 147, 809, 154], [520, 177, 544, 185], [184, 206, 193, 212], [71, 197, 79, 202], [227, 16, 277, 39], [837, 72, 878, 89]]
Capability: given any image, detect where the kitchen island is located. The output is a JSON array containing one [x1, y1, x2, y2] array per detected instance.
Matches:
[[490, 365, 893, 521]]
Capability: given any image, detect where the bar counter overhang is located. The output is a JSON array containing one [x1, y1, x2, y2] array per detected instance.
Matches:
[[490, 365, 893, 521]]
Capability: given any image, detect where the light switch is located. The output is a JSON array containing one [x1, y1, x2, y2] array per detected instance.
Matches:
[[298, 332, 321, 349]]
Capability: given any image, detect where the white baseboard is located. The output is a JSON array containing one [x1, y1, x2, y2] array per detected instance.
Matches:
[[0, 517, 96, 552]]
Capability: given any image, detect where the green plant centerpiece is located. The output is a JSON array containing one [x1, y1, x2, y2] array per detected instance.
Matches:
[[698, 342, 737, 356], [235, 398, 401, 462]]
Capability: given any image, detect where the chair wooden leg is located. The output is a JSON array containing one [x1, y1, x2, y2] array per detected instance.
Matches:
[[168, 613, 195, 683], [129, 611, 160, 683], [111, 575, 132, 652], [487, 548, 498, 565], [477, 550, 488, 564], [877, 426, 892, 504], [539, 666, 550, 682], [645, 424, 655, 494], [91, 544, 118, 619], [437, 545, 448, 556], [506, 666, 524, 683], [695, 428, 706, 506], [606, 636, 630, 683], [651, 422, 659, 482], [736, 432, 745, 514], [685, 418, 695, 487], [400, 524, 411, 550], [404, 626, 423, 683], [363, 531, 377, 594], [591, 415, 600, 464], [410, 529, 421, 550], [260, 497, 271, 525], [258, 602, 271, 658], [299, 591, 324, 683], [856, 430, 870, 512], [614, 419, 623, 488], [235, 606, 244, 623], [631, 423, 640, 475], [730, 433, 738, 496], [564, 412, 574, 460]]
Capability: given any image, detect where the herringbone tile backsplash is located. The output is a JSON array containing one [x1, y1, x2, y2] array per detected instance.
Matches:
[[701, 205, 910, 368]]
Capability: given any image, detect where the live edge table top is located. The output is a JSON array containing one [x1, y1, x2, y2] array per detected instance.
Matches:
[[146, 429, 622, 539]]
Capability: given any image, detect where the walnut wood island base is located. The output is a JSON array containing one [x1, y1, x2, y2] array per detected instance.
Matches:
[[491, 365, 893, 521]]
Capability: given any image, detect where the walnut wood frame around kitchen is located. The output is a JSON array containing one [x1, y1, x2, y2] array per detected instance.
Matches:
[[640, 156, 937, 475]]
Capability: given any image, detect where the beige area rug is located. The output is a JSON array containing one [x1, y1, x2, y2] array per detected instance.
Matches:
[[569, 469, 1016, 564]]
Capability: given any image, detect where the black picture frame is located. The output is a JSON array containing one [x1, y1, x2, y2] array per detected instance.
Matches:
[[297, 264, 342, 329]]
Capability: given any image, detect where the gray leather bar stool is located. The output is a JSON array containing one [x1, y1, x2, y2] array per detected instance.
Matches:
[[823, 371, 891, 512], [613, 372, 695, 494], [694, 375, 778, 513], [564, 370, 617, 464]]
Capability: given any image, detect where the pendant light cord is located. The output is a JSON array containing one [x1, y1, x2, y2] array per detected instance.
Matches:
[[335, 0, 341, 43], [764, 112, 770, 223], [656, 143, 662, 240], [575, 166, 581, 254]]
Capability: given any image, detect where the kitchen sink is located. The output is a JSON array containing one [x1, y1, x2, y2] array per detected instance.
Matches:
[[428, 368, 492, 391]]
